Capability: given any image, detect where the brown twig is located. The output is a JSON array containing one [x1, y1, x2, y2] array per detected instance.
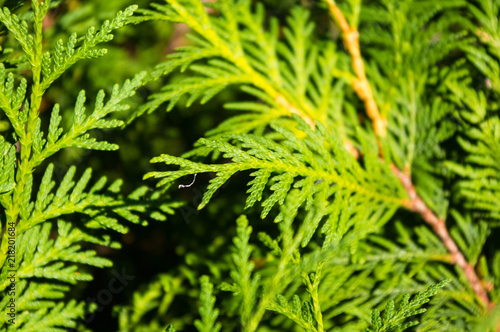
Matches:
[[391, 164, 493, 309], [326, 0, 387, 138]]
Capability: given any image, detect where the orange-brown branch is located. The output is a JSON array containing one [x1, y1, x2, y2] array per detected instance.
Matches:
[[327, 1, 387, 137], [391, 164, 493, 309]]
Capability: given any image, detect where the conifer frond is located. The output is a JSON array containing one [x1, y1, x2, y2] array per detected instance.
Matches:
[[31, 71, 147, 167], [293, 221, 484, 330], [366, 280, 450, 332], [12, 164, 180, 235], [11, 243, 178, 332], [40, 5, 139, 91], [0, 218, 113, 330], [268, 294, 319, 332], [194, 275, 221, 332], [220, 210, 309, 332], [467, 0, 500, 57], [0, 4, 38, 64], [0, 3, 176, 330], [115, 273, 186, 332], [455, 1, 500, 98], [0, 2, 138, 91], [224, 215, 259, 325], [449, 211, 489, 264], [445, 81, 500, 223], [0, 169, 179, 330], [0, 63, 27, 139], [4, 286, 87, 332], [0, 135, 15, 197], [130, 0, 353, 139], [360, 0, 467, 171], [1, 221, 109, 292], [117, 280, 164, 331], [212, 200, 453, 331], [1, 280, 73, 319], [147, 117, 405, 225]]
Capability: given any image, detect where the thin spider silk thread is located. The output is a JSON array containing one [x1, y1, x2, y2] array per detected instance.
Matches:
[[178, 174, 197, 189]]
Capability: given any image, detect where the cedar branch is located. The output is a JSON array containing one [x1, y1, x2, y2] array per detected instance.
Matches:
[[275, 1, 492, 313], [324, 0, 493, 312]]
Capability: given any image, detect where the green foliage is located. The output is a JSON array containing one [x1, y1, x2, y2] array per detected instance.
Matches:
[[147, 116, 404, 222], [366, 280, 450, 332], [115, 273, 186, 332], [2, 0, 500, 331], [124, 0, 500, 331], [445, 81, 500, 223], [130, 0, 354, 143], [444, 0, 500, 226], [195, 275, 221, 332], [0, 1, 179, 331]]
